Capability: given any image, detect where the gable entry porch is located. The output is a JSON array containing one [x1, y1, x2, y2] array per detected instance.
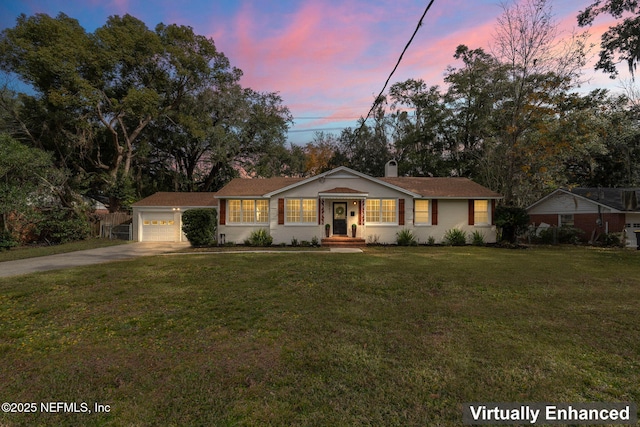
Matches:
[[319, 188, 366, 248]]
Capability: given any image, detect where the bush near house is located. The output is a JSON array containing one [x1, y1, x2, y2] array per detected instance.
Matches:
[[182, 209, 217, 246], [494, 205, 529, 243], [245, 228, 273, 247], [34, 207, 91, 244], [443, 228, 467, 246], [470, 230, 485, 246], [396, 228, 418, 246]]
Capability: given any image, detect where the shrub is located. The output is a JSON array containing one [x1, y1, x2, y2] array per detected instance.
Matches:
[[35, 208, 91, 244], [427, 236, 436, 246], [557, 226, 584, 244], [396, 228, 418, 246], [311, 236, 320, 247], [290, 237, 299, 247], [245, 229, 273, 247], [367, 234, 381, 245], [471, 230, 485, 246], [0, 230, 18, 251], [443, 228, 467, 246], [534, 225, 584, 245], [182, 209, 217, 246], [601, 233, 623, 247], [494, 205, 529, 243]]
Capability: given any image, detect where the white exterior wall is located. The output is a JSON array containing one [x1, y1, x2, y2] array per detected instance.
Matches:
[[218, 171, 498, 245], [274, 173, 407, 245], [409, 199, 497, 244]]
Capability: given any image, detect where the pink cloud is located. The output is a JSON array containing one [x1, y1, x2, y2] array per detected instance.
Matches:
[[203, 0, 632, 143]]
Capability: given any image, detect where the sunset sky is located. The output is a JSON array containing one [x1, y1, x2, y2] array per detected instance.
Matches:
[[0, 0, 627, 144]]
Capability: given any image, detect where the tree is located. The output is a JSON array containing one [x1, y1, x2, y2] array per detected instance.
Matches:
[[443, 46, 508, 177], [0, 12, 293, 207], [578, 0, 640, 77], [337, 110, 392, 177], [0, 134, 57, 234], [304, 132, 339, 176], [488, 0, 589, 205], [389, 79, 450, 176], [494, 205, 530, 243]]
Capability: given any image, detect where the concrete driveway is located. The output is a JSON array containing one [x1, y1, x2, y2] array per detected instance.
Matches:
[[0, 242, 191, 278]]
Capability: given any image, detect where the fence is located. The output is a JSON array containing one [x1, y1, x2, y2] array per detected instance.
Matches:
[[93, 212, 132, 240]]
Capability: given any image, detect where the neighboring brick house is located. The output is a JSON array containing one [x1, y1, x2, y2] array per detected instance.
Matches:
[[527, 188, 640, 247]]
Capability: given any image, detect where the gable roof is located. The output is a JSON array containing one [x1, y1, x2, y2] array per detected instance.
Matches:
[[132, 192, 218, 207], [260, 166, 421, 198], [214, 166, 502, 199], [527, 188, 640, 212]]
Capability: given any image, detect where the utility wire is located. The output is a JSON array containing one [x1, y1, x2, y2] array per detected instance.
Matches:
[[355, 0, 437, 138]]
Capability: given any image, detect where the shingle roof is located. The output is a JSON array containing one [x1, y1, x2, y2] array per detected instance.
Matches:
[[132, 192, 218, 207], [215, 174, 501, 199], [380, 177, 502, 198], [565, 188, 640, 211], [214, 177, 304, 197]]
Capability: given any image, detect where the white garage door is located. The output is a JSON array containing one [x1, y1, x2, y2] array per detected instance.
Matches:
[[141, 213, 177, 242]]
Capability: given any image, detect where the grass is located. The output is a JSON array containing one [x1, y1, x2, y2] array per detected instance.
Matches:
[[0, 239, 128, 262], [0, 246, 638, 426]]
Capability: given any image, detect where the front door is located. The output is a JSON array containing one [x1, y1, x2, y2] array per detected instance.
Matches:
[[333, 202, 347, 235]]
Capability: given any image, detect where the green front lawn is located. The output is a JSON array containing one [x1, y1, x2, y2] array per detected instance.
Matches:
[[0, 247, 638, 426]]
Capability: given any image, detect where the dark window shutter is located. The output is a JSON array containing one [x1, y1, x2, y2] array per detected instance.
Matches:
[[278, 198, 285, 225], [399, 199, 405, 225], [468, 199, 475, 225], [491, 199, 496, 225], [432, 199, 438, 225], [219, 199, 226, 225]]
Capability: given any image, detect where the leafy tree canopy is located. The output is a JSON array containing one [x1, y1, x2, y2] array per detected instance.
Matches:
[[578, 0, 640, 77]]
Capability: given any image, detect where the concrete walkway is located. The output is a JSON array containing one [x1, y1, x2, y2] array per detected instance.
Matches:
[[0, 243, 362, 278], [0, 242, 190, 278]]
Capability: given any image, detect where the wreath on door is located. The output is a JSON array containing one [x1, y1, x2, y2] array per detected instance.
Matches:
[[335, 206, 345, 216]]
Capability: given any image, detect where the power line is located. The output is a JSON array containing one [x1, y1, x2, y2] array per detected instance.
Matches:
[[355, 0, 437, 137], [289, 127, 346, 133]]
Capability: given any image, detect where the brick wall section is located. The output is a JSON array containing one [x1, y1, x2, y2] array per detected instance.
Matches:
[[530, 213, 627, 241], [574, 213, 626, 234]]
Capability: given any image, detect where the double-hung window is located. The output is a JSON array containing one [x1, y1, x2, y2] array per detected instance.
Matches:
[[366, 199, 397, 224], [286, 198, 317, 224], [474, 200, 489, 225], [414, 200, 430, 224], [559, 214, 574, 227], [228, 199, 269, 224]]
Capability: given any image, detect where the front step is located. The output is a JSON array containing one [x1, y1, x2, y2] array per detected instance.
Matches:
[[321, 236, 366, 248]]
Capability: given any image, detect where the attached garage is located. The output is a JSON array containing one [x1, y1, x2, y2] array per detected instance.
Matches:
[[132, 192, 217, 242]]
